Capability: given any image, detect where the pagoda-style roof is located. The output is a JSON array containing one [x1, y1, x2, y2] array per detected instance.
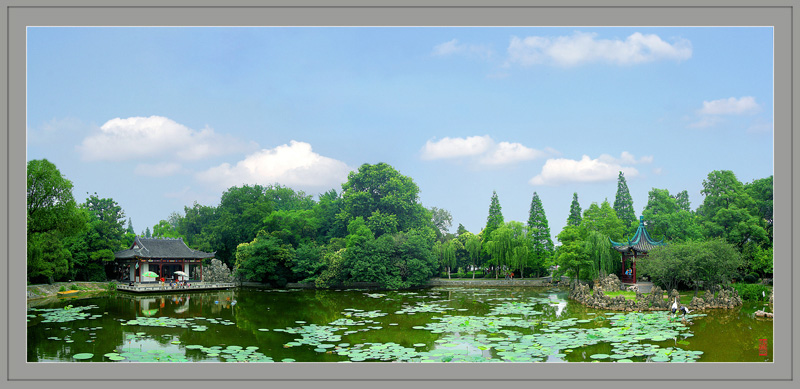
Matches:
[[610, 216, 666, 254], [114, 237, 215, 260]]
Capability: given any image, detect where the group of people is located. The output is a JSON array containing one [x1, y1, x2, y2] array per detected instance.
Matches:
[[160, 277, 190, 288]]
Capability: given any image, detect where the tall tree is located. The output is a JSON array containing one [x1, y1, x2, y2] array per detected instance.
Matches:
[[484, 191, 504, 241], [613, 171, 637, 231], [554, 225, 591, 282], [567, 192, 582, 227], [697, 170, 768, 250], [464, 232, 482, 279], [26, 159, 85, 283], [674, 190, 692, 212], [642, 188, 702, 243], [26, 159, 84, 236], [527, 192, 554, 276], [429, 207, 453, 239], [338, 162, 430, 234], [581, 201, 625, 241]]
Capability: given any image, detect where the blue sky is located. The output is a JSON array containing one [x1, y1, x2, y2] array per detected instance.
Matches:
[[26, 27, 773, 242]]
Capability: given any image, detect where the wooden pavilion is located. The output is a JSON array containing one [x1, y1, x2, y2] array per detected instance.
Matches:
[[114, 237, 215, 283], [610, 216, 666, 284]]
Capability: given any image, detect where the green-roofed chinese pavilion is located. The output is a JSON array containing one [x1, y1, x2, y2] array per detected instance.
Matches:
[[610, 216, 666, 284]]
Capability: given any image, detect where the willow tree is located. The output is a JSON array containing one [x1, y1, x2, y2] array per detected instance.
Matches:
[[486, 221, 527, 279], [443, 240, 457, 278], [465, 233, 482, 278], [584, 230, 614, 278]]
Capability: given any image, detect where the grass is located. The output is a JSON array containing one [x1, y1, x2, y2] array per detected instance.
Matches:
[[603, 291, 637, 300]]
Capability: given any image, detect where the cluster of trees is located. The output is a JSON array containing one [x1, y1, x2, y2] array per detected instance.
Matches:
[[553, 170, 773, 292], [28, 157, 772, 292], [27, 159, 132, 283]]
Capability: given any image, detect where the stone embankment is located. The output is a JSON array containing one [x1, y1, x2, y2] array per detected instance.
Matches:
[[569, 274, 743, 311]]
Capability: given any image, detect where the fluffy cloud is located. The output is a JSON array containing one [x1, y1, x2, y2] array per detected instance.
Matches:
[[421, 135, 554, 166], [420, 135, 494, 160], [529, 152, 652, 186], [507, 31, 692, 67], [479, 142, 550, 165], [77, 116, 254, 161], [196, 140, 351, 191], [689, 96, 761, 128], [698, 96, 760, 115]]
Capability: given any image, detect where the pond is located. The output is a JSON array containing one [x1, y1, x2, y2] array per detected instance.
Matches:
[[26, 286, 773, 363]]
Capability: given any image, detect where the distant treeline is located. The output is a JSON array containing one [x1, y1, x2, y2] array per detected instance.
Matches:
[[27, 159, 772, 290]]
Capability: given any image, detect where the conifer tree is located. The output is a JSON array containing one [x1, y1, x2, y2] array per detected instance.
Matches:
[[527, 192, 554, 275], [613, 171, 636, 230], [484, 191, 504, 238], [567, 193, 582, 226]]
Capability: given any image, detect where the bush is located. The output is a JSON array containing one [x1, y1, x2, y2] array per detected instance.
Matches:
[[732, 283, 771, 302], [58, 285, 67, 292], [743, 273, 759, 284]]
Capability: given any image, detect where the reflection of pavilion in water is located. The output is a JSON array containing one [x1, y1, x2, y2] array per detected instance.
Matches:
[[122, 290, 237, 317]]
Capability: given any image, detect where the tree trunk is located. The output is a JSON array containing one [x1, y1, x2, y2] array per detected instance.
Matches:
[[447, 267, 451, 279]]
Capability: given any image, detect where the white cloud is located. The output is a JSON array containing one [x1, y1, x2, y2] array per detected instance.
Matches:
[[421, 135, 493, 160], [77, 116, 255, 161], [689, 96, 762, 129], [196, 140, 351, 191], [507, 31, 692, 67], [698, 96, 760, 115], [529, 152, 651, 186], [134, 162, 184, 177], [479, 141, 548, 165], [421, 135, 555, 166]]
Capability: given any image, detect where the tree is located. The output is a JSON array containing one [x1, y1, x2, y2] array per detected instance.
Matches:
[[613, 171, 637, 231], [126, 218, 135, 235], [642, 188, 703, 243], [429, 207, 453, 239], [234, 231, 295, 287], [27, 159, 85, 283], [67, 194, 128, 281], [581, 200, 625, 242], [483, 191, 504, 246], [486, 221, 527, 278], [338, 163, 430, 234], [640, 239, 742, 295], [584, 230, 614, 279], [526, 192, 553, 277], [554, 225, 591, 282], [26, 159, 84, 236], [745, 176, 773, 243], [697, 171, 768, 250], [144, 227, 151, 238], [464, 232, 482, 279], [456, 223, 469, 237], [567, 192, 582, 227]]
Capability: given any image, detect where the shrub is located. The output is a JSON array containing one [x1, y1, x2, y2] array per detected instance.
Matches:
[[743, 273, 759, 284], [732, 283, 771, 302], [58, 285, 67, 292]]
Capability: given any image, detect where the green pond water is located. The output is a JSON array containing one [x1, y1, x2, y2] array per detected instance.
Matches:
[[27, 286, 773, 363]]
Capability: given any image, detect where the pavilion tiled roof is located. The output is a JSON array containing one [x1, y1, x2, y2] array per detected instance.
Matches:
[[610, 216, 666, 254], [114, 237, 215, 259]]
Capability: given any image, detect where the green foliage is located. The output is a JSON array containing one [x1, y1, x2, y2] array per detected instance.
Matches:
[[567, 193, 582, 227], [639, 239, 743, 293], [58, 285, 67, 292], [429, 207, 453, 239], [697, 170, 769, 250], [527, 192, 554, 276], [483, 191, 504, 242], [553, 225, 591, 282], [581, 200, 625, 241], [613, 172, 637, 230], [289, 242, 325, 283], [584, 231, 616, 278], [642, 188, 703, 243], [234, 231, 295, 287], [464, 233, 482, 279], [338, 163, 430, 234], [28, 231, 72, 283], [731, 283, 771, 302], [341, 228, 437, 289]]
